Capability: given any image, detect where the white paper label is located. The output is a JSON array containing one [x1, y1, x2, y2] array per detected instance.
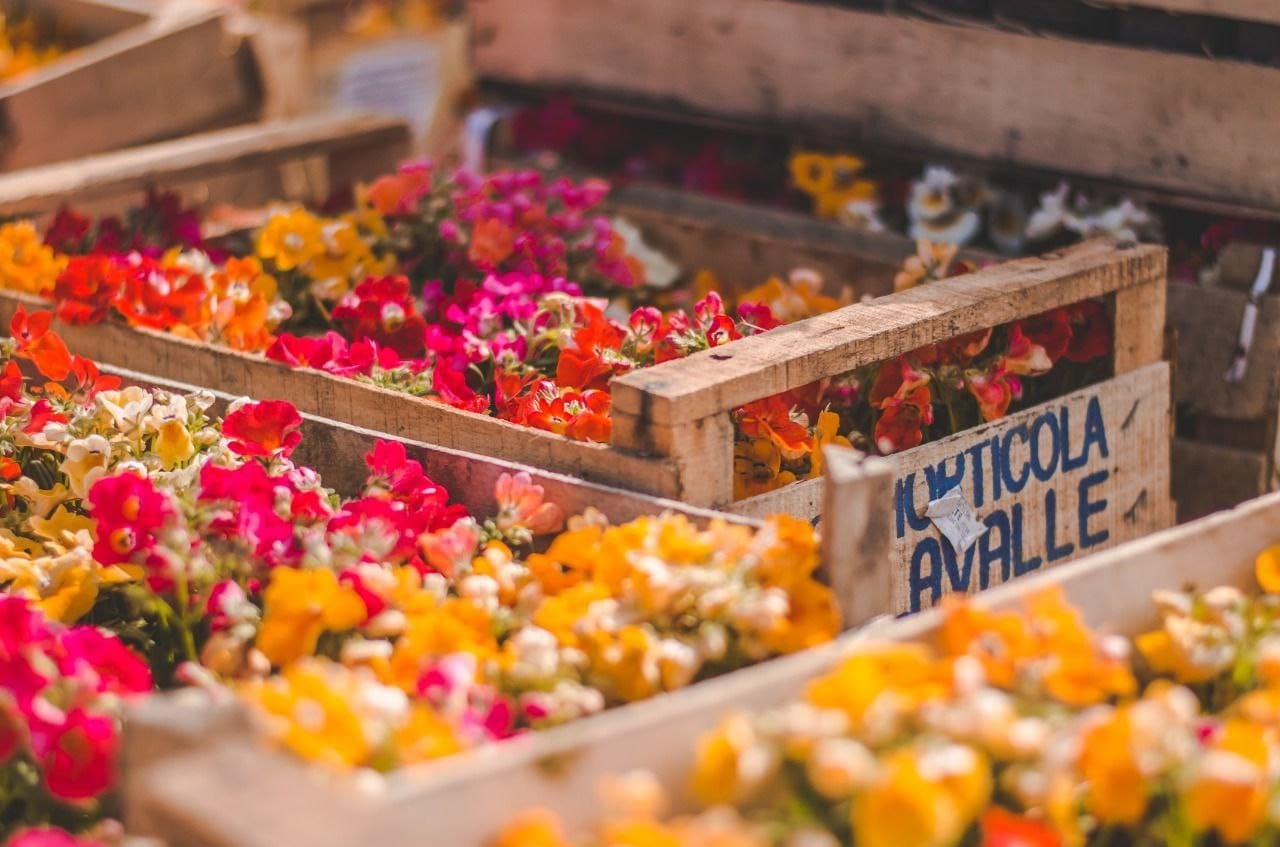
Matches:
[[333, 39, 441, 138], [924, 488, 986, 556]]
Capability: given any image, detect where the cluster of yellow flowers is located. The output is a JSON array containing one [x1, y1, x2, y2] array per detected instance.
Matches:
[[240, 512, 839, 772], [0, 221, 66, 295], [255, 205, 393, 302], [498, 546, 1280, 847]]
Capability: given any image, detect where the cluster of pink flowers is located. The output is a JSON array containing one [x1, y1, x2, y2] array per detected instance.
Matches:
[[0, 596, 151, 820]]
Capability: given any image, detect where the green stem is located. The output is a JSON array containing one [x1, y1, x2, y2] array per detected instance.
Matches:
[[171, 570, 198, 665]]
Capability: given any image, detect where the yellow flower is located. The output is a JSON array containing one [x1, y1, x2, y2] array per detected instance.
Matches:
[[758, 578, 839, 655], [806, 644, 951, 729], [0, 548, 101, 623], [256, 568, 367, 667], [492, 810, 572, 847], [255, 207, 325, 272], [245, 659, 372, 768], [1256, 544, 1280, 593], [598, 820, 682, 847], [1077, 708, 1148, 825], [393, 703, 462, 764], [0, 221, 66, 295], [851, 745, 989, 847], [387, 599, 497, 691], [1185, 719, 1271, 844], [27, 504, 95, 550], [153, 418, 195, 469], [690, 712, 773, 807], [807, 410, 852, 478], [59, 434, 112, 499]]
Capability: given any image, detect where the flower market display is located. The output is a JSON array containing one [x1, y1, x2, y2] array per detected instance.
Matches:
[[0, 309, 836, 841], [0, 161, 1113, 502], [497, 545, 1280, 847]]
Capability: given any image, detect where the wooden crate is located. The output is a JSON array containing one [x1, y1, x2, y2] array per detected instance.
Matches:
[[90, 367, 892, 841], [0, 0, 269, 168], [118, 476, 1277, 847], [0, 123, 1172, 598], [1169, 243, 1280, 520], [471, 0, 1280, 216]]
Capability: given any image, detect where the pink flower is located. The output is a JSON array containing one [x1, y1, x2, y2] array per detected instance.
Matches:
[[54, 627, 152, 695], [418, 520, 481, 578], [87, 473, 176, 567], [222, 400, 304, 458], [6, 827, 107, 847], [28, 706, 119, 802], [494, 472, 564, 537]]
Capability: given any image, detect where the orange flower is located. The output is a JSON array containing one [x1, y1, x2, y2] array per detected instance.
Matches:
[[9, 307, 72, 382], [874, 386, 933, 454], [468, 217, 516, 269], [1077, 708, 1148, 825], [967, 369, 1014, 422], [737, 396, 813, 462], [869, 357, 931, 408]]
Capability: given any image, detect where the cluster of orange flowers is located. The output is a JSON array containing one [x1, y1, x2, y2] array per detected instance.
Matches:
[[499, 546, 1280, 847]]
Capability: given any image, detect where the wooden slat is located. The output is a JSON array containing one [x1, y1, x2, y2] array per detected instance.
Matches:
[[473, 0, 1280, 212], [0, 8, 259, 169], [1096, 0, 1280, 24], [1169, 281, 1280, 421], [0, 292, 682, 499], [611, 239, 1166, 427], [124, 491, 1280, 847], [1172, 438, 1269, 523], [0, 112, 411, 215]]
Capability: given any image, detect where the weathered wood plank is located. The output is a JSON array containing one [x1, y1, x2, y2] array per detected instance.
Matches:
[[611, 240, 1166, 427], [1095, 0, 1280, 24], [1172, 438, 1269, 522], [1168, 281, 1280, 421], [472, 0, 1280, 211], [0, 7, 259, 169], [0, 112, 411, 215]]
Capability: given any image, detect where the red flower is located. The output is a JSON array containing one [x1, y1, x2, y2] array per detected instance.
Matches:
[[9, 308, 73, 382], [331, 276, 427, 358], [869, 356, 931, 409], [222, 400, 304, 458], [1002, 324, 1055, 376], [1064, 300, 1112, 363], [53, 256, 123, 325], [525, 384, 612, 442], [23, 400, 68, 436], [265, 332, 349, 370], [42, 208, 93, 253], [28, 706, 118, 802], [874, 385, 934, 454], [737, 301, 782, 333], [980, 808, 1063, 847], [967, 369, 1015, 422], [1, 359, 23, 403], [68, 355, 122, 397], [556, 305, 627, 391], [87, 472, 176, 567], [0, 457, 20, 481], [1019, 308, 1072, 363], [433, 363, 490, 414]]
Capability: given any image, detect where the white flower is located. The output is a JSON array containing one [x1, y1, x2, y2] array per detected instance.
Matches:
[[95, 386, 154, 433], [609, 217, 681, 289], [1026, 182, 1072, 241], [509, 626, 560, 681], [910, 209, 982, 246], [807, 737, 876, 798]]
